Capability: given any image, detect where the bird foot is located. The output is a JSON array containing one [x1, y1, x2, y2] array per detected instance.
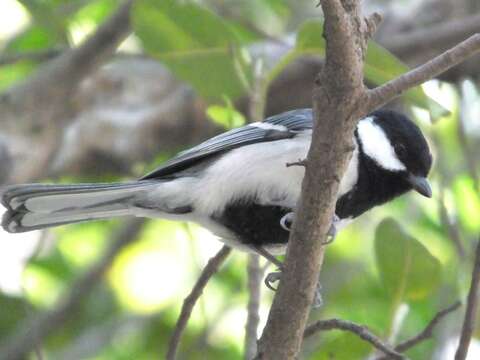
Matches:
[[280, 212, 294, 231], [280, 212, 340, 246], [324, 214, 340, 245], [264, 270, 323, 308], [265, 270, 282, 291]]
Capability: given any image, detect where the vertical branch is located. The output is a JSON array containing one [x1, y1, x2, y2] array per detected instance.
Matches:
[[166, 245, 231, 360], [255, 1, 372, 357], [455, 238, 480, 360], [244, 255, 263, 359]]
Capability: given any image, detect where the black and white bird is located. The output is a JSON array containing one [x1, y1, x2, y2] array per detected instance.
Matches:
[[1, 109, 432, 258]]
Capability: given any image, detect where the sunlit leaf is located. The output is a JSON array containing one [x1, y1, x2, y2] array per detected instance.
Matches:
[[452, 175, 480, 233], [132, 0, 253, 101], [375, 218, 442, 302], [206, 97, 246, 129]]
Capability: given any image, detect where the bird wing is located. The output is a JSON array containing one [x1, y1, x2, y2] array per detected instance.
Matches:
[[141, 109, 313, 179]]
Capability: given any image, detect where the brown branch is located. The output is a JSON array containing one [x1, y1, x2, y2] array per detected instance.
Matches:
[[166, 245, 232, 360], [255, 0, 370, 358], [256, 1, 480, 358], [455, 239, 480, 360], [396, 301, 461, 353], [374, 301, 462, 360], [0, 218, 145, 360], [2, 0, 135, 183], [304, 318, 404, 360], [244, 254, 263, 360], [2, 0, 134, 119], [367, 34, 480, 110], [386, 13, 480, 58]]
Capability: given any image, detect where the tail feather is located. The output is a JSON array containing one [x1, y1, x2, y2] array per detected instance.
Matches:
[[1, 181, 157, 233]]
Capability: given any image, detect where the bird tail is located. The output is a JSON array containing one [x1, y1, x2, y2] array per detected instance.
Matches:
[[1, 181, 158, 233]]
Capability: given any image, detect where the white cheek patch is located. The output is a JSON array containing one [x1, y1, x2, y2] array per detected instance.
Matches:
[[357, 117, 406, 171]]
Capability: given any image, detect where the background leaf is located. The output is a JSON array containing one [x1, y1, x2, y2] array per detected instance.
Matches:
[[375, 218, 442, 303], [132, 0, 253, 101]]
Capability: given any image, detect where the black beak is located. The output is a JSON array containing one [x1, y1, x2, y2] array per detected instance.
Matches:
[[407, 174, 432, 198]]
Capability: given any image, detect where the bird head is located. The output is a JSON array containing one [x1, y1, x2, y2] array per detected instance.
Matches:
[[356, 109, 433, 198]]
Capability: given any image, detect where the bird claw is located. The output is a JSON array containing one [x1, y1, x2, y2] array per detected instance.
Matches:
[[264, 270, 324, 309], [323, 214, 340, 245], [280, 212, 294, 231], [312, 281, 323, 308], [265, 271, 282, 291]]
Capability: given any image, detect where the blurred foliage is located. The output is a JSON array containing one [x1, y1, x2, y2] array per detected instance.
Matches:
[[0, 0, 480, 359]]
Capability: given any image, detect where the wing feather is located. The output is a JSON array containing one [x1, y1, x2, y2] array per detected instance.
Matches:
[[141, 109, 313, 179]]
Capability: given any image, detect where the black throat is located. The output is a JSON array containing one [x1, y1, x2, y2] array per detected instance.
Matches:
[[335, 131, 411, 219]]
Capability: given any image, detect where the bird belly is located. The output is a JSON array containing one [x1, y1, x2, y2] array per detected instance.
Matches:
[[212, 200, 292, 248]]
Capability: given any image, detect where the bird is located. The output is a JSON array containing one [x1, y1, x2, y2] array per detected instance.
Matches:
[[1, 109, 432, 261]]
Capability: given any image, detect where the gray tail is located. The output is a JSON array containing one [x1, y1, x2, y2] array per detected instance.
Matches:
[[1, 181, 157, 233]]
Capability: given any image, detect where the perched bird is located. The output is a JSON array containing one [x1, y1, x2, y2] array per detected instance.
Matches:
[[1, 109, 432, 261]]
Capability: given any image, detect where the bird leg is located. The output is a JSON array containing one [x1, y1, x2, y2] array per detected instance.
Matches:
[[324, 214, 341, 245], [250, 244, 323, 308], [280, 211, 340, 245]]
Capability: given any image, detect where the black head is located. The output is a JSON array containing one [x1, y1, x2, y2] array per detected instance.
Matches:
[[356, 109, 433, 198]]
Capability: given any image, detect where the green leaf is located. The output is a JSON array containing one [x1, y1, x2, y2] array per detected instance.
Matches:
[[375, 218, 442, 302], [0, 295, 25, 338], [206, 97, 246, 129], [132, 0, 253, 101], [268, 20, 448, 118], [309, 332, 371, 359]]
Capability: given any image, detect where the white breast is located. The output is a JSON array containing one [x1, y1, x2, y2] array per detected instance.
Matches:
[[187, 131, 360, 216]]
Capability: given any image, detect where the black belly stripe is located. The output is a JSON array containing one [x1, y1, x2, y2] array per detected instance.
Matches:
[[213, 201, 292, 246]]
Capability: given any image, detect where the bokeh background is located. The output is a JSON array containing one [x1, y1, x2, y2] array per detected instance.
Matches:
[[1, 0, 480, 359]]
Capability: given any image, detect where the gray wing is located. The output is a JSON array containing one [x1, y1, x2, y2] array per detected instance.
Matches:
[[141, 109, 313, 179]]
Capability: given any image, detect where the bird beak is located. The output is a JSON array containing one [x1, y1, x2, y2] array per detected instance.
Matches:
[[407, 174, 432, 198]]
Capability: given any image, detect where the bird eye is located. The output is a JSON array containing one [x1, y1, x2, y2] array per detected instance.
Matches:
[[394, 144, 407, 158]]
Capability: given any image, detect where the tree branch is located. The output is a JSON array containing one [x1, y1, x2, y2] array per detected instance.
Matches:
[[396, 301, 461, 353], [244, 254, 263, 360], [0, 218, 146, 360], [304, 318, 404, 360], [255, 0, 370, 358], [256, 1, 480, 358], [166, 245, 232, 360], [367, 34, 480, 110], [373, 301, 462, 360], [1, 0, 135, 183], [386, 13, 480, 58], [2, 0, 134, 124], [455, 239, 480, 360]]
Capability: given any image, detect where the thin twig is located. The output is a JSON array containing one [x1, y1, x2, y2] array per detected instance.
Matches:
[[387, 13, 480, 57], [0, 218, 146, 360], [367, 34, 480, 110], [455, 239, 480, 360], [396, 301, 461, 353], [286, 159, 308, 168], [304, 318, 404, 360], [244, 254, 263, 360], [374, 301, 461, 360], [166, 245, 232, 360]]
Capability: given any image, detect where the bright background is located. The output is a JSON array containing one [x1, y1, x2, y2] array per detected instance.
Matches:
[[1, 0, 480, 359]]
